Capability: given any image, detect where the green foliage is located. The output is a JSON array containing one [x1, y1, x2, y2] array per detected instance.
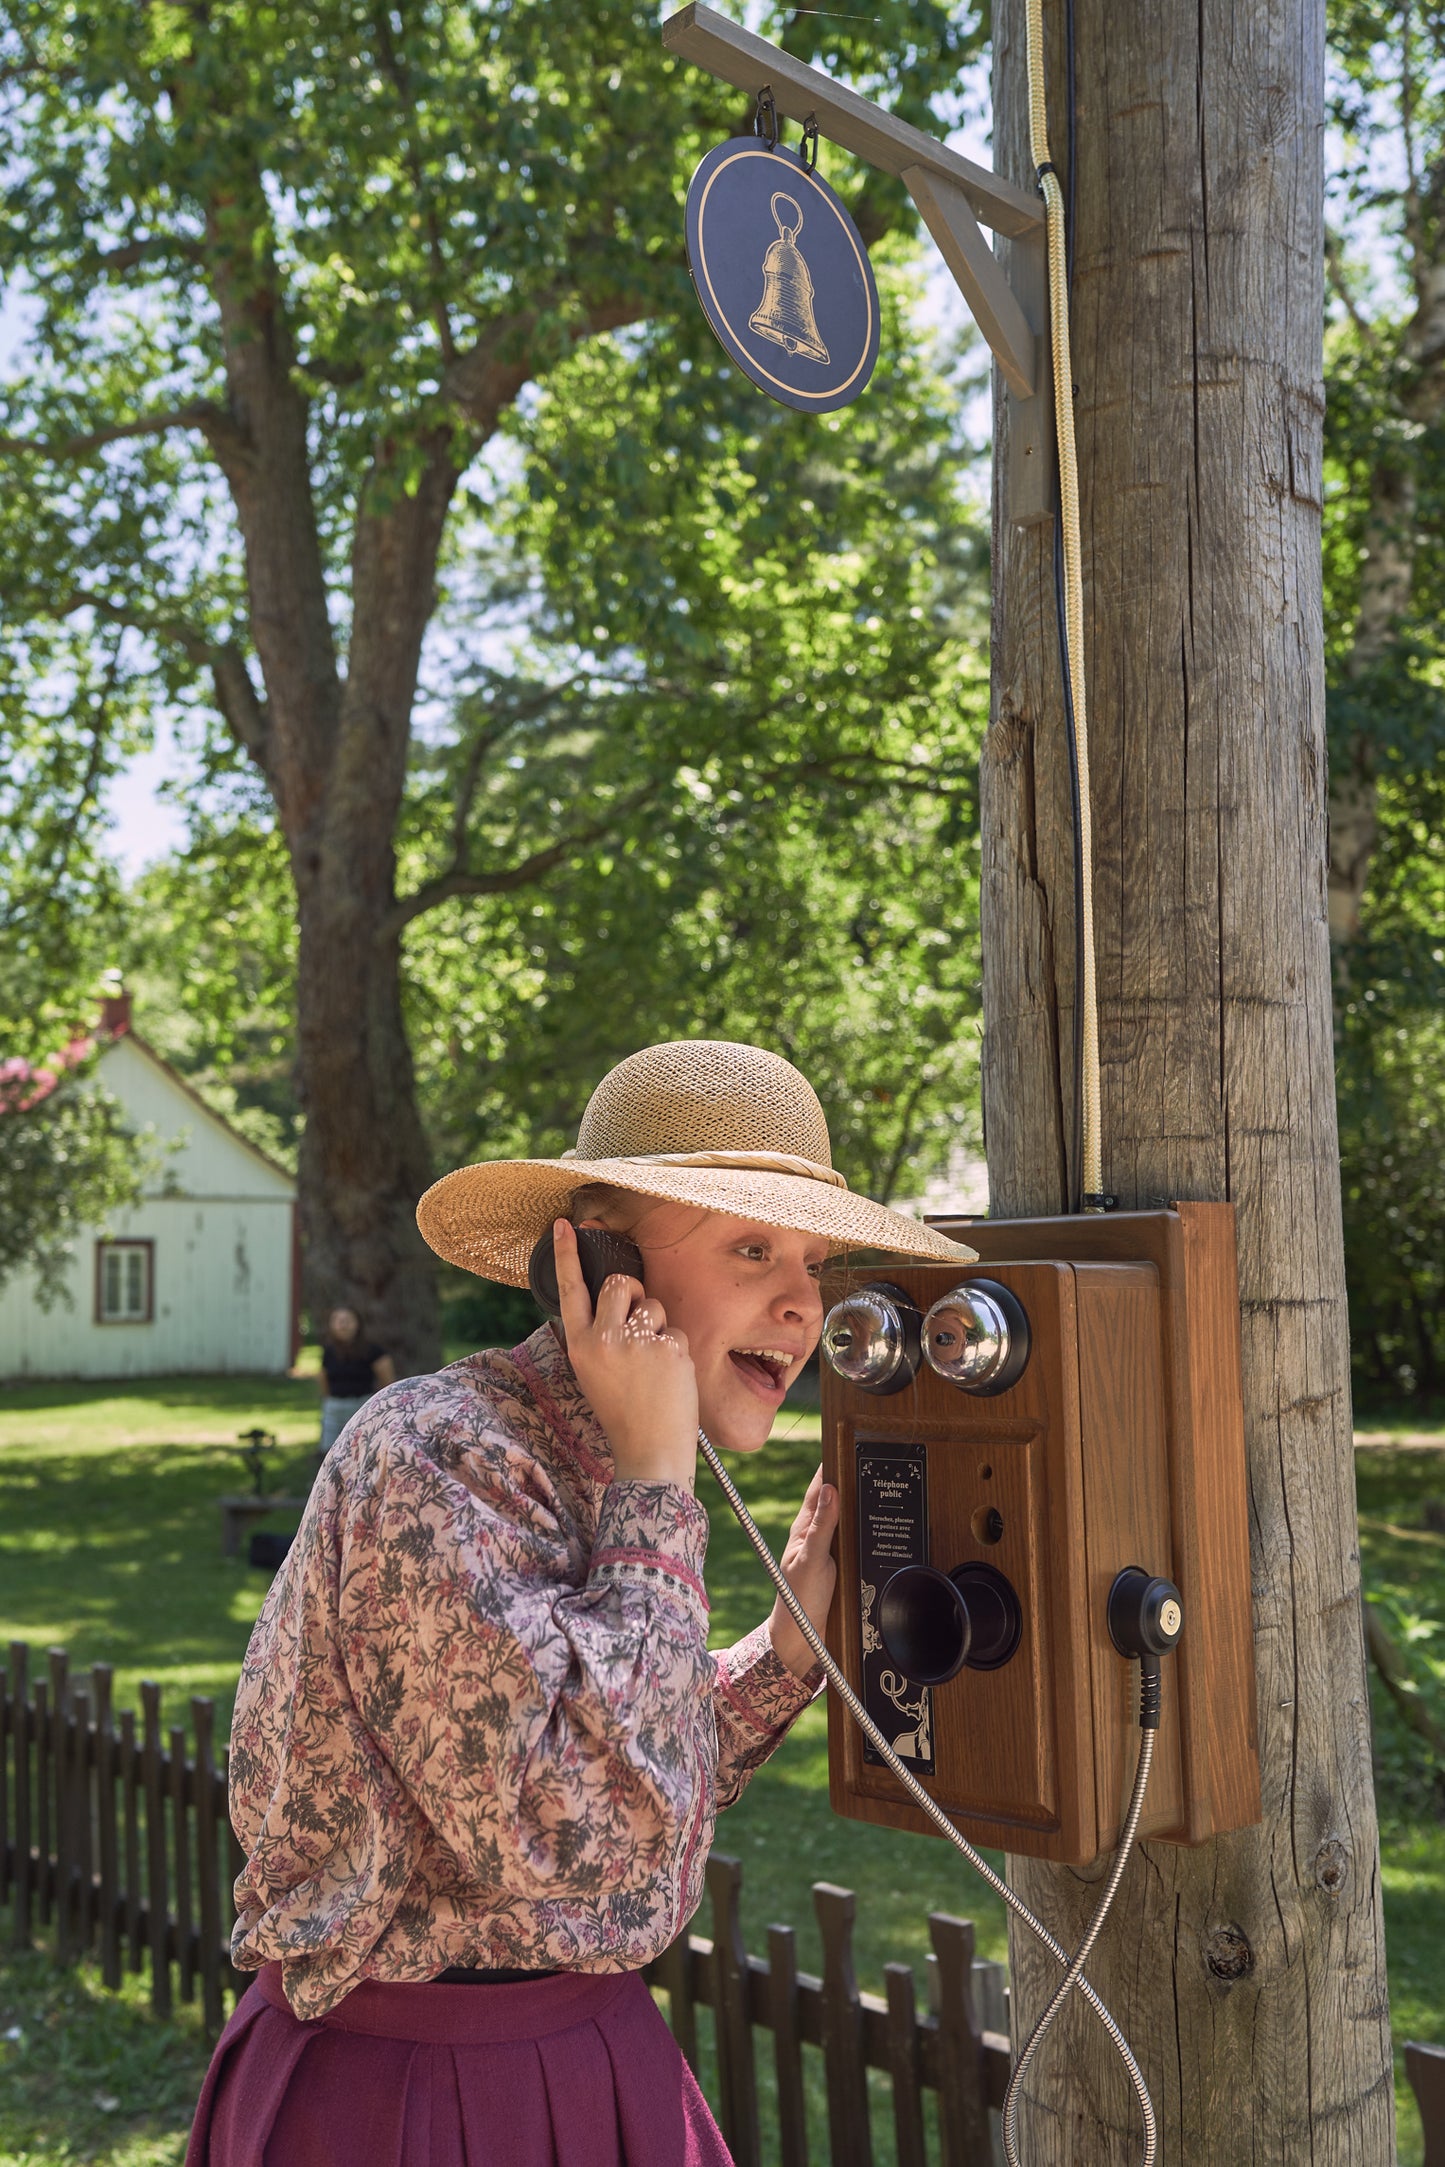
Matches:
[[0, 0, 988, 1265], [0, 1079, 152, 1305], [0, 0, 979, 759], [1322, 3, 1445, 1405], [398, 282, 988, 1190]]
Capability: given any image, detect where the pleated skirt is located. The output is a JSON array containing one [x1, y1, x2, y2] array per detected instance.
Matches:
[[185, 1964, 734, 2167]]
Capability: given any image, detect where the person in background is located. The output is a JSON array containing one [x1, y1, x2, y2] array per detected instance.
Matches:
[[318, 1305, 394, 1458]]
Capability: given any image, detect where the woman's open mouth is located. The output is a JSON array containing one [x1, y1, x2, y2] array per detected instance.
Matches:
[[728, 1348, 793, 1399]]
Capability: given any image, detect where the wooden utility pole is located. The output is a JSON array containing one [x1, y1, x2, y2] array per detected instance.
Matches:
[[987, 0, 1395, 2158]]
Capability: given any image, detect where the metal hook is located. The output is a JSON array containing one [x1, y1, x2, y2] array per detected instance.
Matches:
[[801, 113, 820, 171], [753, 83, 779, 150]]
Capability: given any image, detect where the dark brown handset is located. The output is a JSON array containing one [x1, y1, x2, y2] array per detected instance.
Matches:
[[527, 1226, 646, 1318]]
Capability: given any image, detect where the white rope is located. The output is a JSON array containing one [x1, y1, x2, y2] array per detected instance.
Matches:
[[1025, 0, 1104, 1206]]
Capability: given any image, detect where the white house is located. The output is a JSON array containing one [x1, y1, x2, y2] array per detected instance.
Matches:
[[0, 1002, 298, 1381]]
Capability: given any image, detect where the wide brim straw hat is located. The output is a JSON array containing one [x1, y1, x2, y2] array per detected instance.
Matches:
[[417, 1039, 978, 1288]]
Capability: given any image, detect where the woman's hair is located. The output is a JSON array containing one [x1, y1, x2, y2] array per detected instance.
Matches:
[[568, 1182, 647, 1231]]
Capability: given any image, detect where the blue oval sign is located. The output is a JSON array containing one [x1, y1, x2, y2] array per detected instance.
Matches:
[[685, 137, 880, 414]]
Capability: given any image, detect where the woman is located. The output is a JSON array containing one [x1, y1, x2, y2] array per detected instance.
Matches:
[[317, 1305, 394, 1457], [187, 1039, 973, 2166]]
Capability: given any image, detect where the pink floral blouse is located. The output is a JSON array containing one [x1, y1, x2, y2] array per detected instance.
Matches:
[[229, 1324, 821, 2019]]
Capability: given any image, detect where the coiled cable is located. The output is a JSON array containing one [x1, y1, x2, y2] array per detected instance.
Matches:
[[699, 1430, 1158, 2164]]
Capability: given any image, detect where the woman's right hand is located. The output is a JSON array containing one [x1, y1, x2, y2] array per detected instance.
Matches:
[[552, 1218, 699, 1490]]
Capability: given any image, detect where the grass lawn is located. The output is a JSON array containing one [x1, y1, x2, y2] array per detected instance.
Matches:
[[1, 1366, 1442, 2162]]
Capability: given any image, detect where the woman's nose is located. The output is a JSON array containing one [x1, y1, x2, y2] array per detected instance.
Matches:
[[774, 1268, 824, 1326]]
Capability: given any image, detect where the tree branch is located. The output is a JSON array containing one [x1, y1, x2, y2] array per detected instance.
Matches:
[[370, 7, 457, 366], [87, 234, 206, 278], [384, 778, 666, 939], [0, 401, 247, 465], [1325, 229, 1387, 357], [1364, 1599, 1445, 1762], [52, 592, 272, 773], [440, 294, 649, 435], [442, 673, 588, 857]]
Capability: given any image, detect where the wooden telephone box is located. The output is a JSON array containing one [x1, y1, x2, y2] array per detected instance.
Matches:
[[820, 1204, 1260, 1865]]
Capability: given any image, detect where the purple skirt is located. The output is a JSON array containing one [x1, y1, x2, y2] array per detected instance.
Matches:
[[185, 1964, 733, 2167]]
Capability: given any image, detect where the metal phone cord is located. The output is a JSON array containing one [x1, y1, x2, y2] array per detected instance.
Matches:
[[698, 1429, 1158, 2167]]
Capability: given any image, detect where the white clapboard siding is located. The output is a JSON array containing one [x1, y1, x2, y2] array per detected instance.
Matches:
[[0, 1029, 297, 1381]]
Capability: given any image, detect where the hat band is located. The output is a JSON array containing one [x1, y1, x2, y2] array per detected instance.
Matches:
[[560, 1146, 849, 1191]]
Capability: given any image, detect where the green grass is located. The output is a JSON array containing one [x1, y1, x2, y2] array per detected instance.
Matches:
[[0, 1947, 210, 2167], [0, 1374, 322, 1735], [2, 1372, 1443, 2161]]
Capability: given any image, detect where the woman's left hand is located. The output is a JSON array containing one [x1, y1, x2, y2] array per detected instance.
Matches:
[[766, 1466, 840, 1679]]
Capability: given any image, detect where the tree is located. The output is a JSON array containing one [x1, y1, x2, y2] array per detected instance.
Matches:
[[989, 0, 1393, 2156], [0, 0, 977, 1373], [0, 663, 148, 1297], [0, 1069, 148, 1305], [1324, 0, 1445, 948], [117, 305, 992, 1214]]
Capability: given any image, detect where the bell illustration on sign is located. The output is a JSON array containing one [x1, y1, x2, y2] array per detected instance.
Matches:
[[750, 192, 830, 365], [684, 136, 879, 414]]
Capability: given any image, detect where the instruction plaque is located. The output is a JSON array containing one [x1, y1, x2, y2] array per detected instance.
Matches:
[[856, 1442, 934, 1775]]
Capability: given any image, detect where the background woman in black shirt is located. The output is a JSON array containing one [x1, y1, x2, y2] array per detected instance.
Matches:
[[318, 1305, 394, 1457]]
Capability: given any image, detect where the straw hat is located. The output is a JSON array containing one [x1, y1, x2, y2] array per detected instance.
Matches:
[[417, 1039, 978, 1287]]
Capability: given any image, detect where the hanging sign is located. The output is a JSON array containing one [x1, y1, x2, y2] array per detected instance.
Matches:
[[684, 120, 880, 414]]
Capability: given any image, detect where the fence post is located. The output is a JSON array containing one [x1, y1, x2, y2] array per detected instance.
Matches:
[[884, 1961, 928, 2167], [653, 1931, 699, 2069], [66, 1683, 93, 1961], [708, 1852, 761, 2167], [93, 1665, 120, 1990], [32, 1678, 50, 1928], [1407, 2043, 1445, 2167], [141, 1682, 171, 2018], [930, 1913, 991, 2167], [814, 1882, 873, 2167], [50, 1651, 74, 1963], [221, 1745, 248, 2003], [193, 1698, 226, 2035], [120, 1708, 142, 1972], [11, 1644, 31, 1945], [0, 1654, 9, 1914], [767, 1923, 809, 2167], [169, 1724, 194, 2003]]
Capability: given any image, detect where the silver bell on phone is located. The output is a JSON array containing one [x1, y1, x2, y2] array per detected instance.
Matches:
[[820, 1282, 923, 1396], [921, 1279, 1032, 1396]]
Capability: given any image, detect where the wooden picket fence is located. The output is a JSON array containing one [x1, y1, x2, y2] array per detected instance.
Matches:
[[7, 1639, 1445, 2166], [0, 1642, 1009, 2165]]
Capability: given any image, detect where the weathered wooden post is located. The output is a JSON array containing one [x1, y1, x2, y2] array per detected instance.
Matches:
[[987, 0, 1395, 2156]]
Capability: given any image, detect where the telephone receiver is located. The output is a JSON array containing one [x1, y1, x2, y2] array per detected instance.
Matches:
[[527, 1224, 647, 1318]]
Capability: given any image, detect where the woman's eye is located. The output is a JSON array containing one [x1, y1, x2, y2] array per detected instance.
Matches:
[[738, 1243, 769, 1262]]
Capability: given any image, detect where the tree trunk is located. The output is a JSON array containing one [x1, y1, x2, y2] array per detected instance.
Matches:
[[987, 0, 1393, 2157], [284, 450, 461, 1377]]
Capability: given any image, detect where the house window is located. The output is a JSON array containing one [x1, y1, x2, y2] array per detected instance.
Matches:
[[95, 1240, 154, 1324]]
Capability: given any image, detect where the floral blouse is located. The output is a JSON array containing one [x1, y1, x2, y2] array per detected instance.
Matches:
[[228, 1324, 821, 2019]]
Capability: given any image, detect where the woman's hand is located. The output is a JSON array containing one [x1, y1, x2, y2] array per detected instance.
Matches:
[[553, 1218, 699, 1491], [766, 1466, 840, 1678]]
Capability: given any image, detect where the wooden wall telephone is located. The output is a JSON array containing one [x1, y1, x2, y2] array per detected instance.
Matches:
[[818, 1206, 1261, 1865]]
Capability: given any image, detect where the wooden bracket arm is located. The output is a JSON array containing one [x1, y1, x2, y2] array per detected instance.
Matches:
[[662, 5, 1048, 415], [902, 167, 1036, 398], [662, 4, 1042, 239]]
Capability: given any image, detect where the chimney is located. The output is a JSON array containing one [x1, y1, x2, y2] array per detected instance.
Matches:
[[98, 987, 132, 1038]]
